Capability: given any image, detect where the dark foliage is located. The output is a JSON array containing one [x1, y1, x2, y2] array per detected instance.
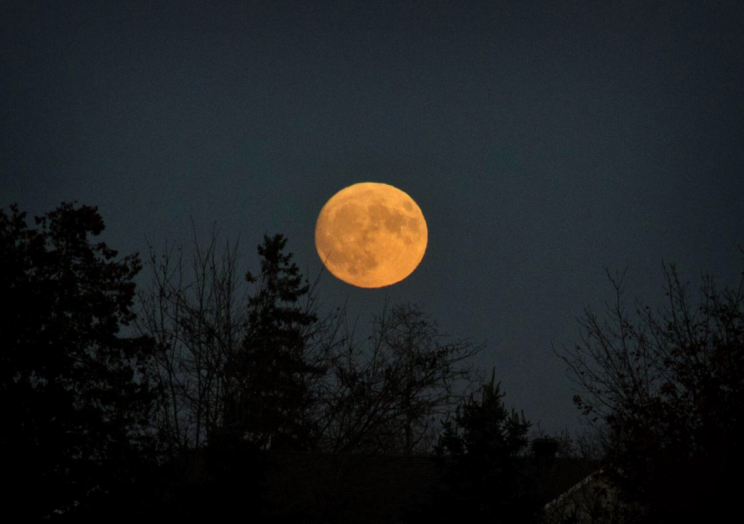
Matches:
[[157, 439, 274, 523], [222, 234, 326, 451], [408, 370, 542, 523], [0, 203, 157, 520], [559, 262, 744, 521]]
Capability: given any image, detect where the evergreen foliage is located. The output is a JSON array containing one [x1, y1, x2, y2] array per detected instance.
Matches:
[[411, 370, 542, 523], [0, 202, 157, 520], [223, 234, 326, 451]]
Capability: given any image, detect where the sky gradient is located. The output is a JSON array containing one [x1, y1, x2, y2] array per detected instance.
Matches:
[[2, 0, 743, 434]]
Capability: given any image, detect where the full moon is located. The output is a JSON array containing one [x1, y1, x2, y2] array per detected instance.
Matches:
[[315, 182, 428, 288]]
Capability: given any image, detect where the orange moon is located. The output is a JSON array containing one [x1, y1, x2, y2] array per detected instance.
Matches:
[[315, 182, 428, 288]]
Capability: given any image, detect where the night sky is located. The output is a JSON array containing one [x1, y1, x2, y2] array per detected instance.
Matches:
[[2, 1, 743, 434]]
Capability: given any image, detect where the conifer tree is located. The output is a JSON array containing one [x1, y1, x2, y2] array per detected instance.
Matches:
[[414, 370, 541, 523], [0, 202, 156, 520], [223, 234, 325, 451]]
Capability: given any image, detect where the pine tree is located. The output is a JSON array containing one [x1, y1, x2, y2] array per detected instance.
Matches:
[[223, 234, 325, 451], [414, 370, 541, 523]]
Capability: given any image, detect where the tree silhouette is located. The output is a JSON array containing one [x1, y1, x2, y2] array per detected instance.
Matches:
[[318, 302, 483, 454], [222, 233, 326, 451], [137, 229, 300, 520], [410, 370, 542, 523], [136, 224, 248, 460], [557, 262, 744, 521], [137, 226, 485, 457], [0, 202, 156, 520], [138, 229, 335, 457]]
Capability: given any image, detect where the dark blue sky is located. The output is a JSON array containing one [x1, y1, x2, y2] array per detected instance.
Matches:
[[2, 0, 743, 434]]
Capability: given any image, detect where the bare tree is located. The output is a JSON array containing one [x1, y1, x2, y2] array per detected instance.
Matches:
[[555, 261, 744, 521], [135, 224, 248, 460], [316, 302, 484, 454]]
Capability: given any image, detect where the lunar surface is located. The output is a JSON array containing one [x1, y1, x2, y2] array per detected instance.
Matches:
[[315, 182, 428, 288]]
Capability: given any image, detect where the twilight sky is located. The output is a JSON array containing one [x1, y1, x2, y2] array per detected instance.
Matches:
[[2, 1, 743, 434]]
